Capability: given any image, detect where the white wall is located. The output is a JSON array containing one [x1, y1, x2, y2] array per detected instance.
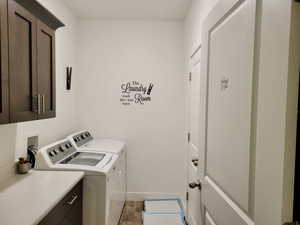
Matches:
[[0, 0, 79, 184], [76, 20, 186, 199], [184, 0, 219, 57]]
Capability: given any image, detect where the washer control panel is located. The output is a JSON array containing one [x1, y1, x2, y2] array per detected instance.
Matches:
[[73, 131, 93, 147], [47, 141, 76, 164]]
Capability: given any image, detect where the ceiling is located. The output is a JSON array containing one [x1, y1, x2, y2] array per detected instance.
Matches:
[[63, 0, 191, 20]]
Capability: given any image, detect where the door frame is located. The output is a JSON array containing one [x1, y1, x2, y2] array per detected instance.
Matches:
[[253, 1, 300, 224], [186, 46, 202, 225]]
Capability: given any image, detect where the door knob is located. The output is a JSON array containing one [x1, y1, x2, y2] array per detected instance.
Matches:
[[189, 181, 202, 190], [191, 159, 198, 167], [191, 159, 199, 167]]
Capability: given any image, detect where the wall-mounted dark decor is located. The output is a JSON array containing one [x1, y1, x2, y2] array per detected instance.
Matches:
[[66, 67, 72, 90]]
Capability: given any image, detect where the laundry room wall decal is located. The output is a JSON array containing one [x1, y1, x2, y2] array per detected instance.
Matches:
[[120, 81, 154, 105]]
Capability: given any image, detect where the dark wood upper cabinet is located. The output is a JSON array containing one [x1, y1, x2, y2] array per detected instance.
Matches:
[[4, 0, 64, 124], [37, 20, 56, 119], [8, 0, 38, 123], [0, 0, 9, 124]]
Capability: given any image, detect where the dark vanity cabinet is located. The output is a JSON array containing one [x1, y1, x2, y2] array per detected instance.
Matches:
[[38, 180, 83, 225], [0, 0, 63, 124]]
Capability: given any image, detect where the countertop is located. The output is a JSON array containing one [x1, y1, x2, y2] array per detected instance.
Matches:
[[0, 170, 84, 225]]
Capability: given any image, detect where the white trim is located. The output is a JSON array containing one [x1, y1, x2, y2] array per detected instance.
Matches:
[[205, 177, 254, 225], [205, 211, 216, 225], [190, 44, 202, 59]]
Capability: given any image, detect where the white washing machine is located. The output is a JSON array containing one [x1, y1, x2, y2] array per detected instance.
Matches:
[[36, 139, 123, 225], [67, 131, 127, 205]]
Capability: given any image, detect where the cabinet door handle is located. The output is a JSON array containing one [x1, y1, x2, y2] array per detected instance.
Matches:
[[67, 195, 78, 205], [42, 95, 45, 114], [37, 94, 41, 115]]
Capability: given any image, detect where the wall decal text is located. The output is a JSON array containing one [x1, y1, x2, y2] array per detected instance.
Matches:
[[120, 81, 154, 106]]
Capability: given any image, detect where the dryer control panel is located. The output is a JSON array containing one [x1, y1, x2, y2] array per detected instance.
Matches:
[[72, 131, 93, 147], [47, 141, 77, 164]]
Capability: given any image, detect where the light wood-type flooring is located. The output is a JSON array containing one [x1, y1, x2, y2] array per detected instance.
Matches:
[[119, 201, 144, 225]]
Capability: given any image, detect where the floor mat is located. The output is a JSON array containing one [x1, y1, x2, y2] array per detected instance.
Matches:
[[144, 198, 183, 213], [143, 198, 185, 225], [143, 213, 184, 225]]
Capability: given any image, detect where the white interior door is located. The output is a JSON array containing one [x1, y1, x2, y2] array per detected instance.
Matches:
[[199, 0, 257, 224], [187, 49, 202, 225]]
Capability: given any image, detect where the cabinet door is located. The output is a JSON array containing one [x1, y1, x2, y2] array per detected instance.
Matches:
[[59, 198, 82, 225], [38, 181, 83, 225], [0, 0, 9, 124], [8, 0, 38, 123], [37, 20, 55, 119]]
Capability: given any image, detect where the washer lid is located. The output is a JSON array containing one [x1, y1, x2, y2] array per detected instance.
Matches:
[[55, 151, 114, 170], [82, 139, 125, 154], [59, 152, 106, 166]]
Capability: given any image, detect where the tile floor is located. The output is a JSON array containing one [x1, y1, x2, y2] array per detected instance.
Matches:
[[119, 201, 144, 225]]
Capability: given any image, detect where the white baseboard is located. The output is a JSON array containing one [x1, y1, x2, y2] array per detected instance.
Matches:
[[126, 192, 182, 201]]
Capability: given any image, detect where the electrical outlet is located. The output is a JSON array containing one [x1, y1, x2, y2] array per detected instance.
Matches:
[[27, 136, 39, 151]]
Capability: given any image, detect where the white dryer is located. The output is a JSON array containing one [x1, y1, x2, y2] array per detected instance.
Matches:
[[67, 131, 127, 204], [67, 131, 126, 155], [36, 139, 123, 225]]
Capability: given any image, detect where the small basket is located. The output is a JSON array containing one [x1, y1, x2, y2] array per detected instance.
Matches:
[[17, 158, 31, 174]]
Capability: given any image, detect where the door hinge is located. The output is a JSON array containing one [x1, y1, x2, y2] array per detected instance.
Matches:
[[188, 132, 191, 142], [189, 72, 192, 82], [186, 192, 189, 201]]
